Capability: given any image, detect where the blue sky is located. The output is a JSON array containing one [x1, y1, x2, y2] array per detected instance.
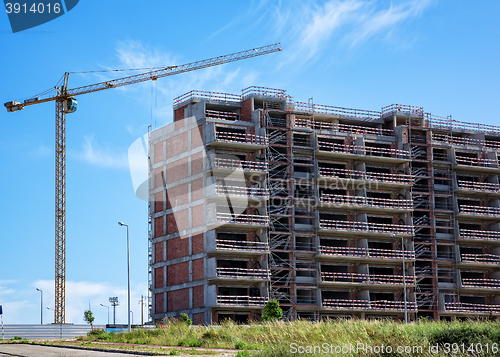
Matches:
[[0, 0, 499, 325]]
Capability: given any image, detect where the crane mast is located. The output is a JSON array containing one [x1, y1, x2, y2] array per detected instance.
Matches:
[[5, 43, 281, 324]]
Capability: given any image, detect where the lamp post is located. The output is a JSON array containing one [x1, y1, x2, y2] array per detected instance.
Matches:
[[109, 297, 119, 325], [100, 304, 110, 325], [390, 233, 407, 323], [118, 221, 131, 332], [36, 288, 43, 324]]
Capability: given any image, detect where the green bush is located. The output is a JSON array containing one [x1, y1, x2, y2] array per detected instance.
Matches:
[[236, 351, 250, 357], [261, 300, 283, 322], [180, 313, 192, 326]]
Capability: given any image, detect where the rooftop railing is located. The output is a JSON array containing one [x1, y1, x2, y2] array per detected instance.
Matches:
[[382, 104, 424, 116], [294, 118, 393, 136]]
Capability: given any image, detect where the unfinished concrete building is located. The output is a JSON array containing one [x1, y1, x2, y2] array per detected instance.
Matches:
[[148, 86, 500, 324]]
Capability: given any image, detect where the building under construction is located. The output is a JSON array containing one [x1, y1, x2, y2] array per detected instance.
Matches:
[[148, 86, 500, 324]]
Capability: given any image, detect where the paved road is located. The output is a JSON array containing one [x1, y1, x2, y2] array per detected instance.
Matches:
[[0, 344, 146, 357]]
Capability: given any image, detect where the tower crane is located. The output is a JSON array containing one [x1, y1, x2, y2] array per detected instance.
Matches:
[[5, 43, 282, 324]]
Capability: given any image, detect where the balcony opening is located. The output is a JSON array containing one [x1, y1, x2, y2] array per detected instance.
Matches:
[[318, 138, 348, 152], [218, 287, 249, 296], [461, 295, 485, 304], [322, 290, 350, 300], [364, 142, 394, 157], [461, 246, 483, 255], [206, 108, 239, 121], [366, 191, 392, 200], [320, 238, 348, 248], [367, 216, 393, 225], [459, 222, 482, 231], [433, 148, 448, 161], [416, 277, 434, 292], [368, 241, 393, 250], [217, 259, 248, 269], [217, 232, 246, 242], [321, 265, 349, 273], [461, 271, 485, 280], [370, 292, 395, 301], [436, 245, 454, 260], [267, 114, 287, 128], [410, 130, 427, 143], [370, 267, 394, 275], [435, 196, 452, 210], [365, 166, 391, 174], [320, 213, 348, 221], [414, 227, 432, 242], [458, 198, 480, 207], [296, 235, 315, 251], [293, 134, 311, 147], [437, 268, 454, 283]]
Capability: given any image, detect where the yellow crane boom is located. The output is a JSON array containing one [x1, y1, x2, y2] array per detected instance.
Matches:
[[5, 43, 281, 324]]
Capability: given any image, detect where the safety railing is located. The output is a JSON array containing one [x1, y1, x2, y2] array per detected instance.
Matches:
[[206, 109, 239, 121], [461, 254, 500, 265], [319, 220, 414, 235], [382, 104, 424, 116], [459, 229, 500, 242], [455, 155, 498, 168], [321, 272, 414, 285], [444, 302, 500, 314], [213, 158, 267, 172], [318, 141, 355, 154], [318, 142, 409, 159], [174, 90, 241, 105], [459, 205, 500, 217], [241, 86, 288, 100], [457, 180, 500, 192], [217, 212, 269, 226], [217, 295, 268, 306], [216, 267, 269, 280], [215, 185, 269, 199], [319, 194, 413, 210], [294, 118, 393, 136], [427, 115, 500, 135], [215, 239, 268, 252], [215, 131, 268, 145], [323, 299, 417, 311], [461, 278, 500, 289], [294, 102, 381, 120], [431, 133, 500, 150], [319, 246, 415, 260]]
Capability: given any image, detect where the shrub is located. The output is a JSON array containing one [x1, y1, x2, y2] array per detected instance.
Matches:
[[180, 313, 192, 327], [261, 300, 283, 322]]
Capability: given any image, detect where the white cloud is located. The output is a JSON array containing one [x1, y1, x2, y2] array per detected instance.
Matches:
[[33, 280, 148, 325], [76, 134, 129, 169]]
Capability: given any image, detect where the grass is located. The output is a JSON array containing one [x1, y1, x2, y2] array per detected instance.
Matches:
[[76, 319, 500, 356]]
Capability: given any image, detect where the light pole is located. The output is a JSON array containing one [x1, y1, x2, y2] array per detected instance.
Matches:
[[100, 304, 110, 325], [118, 221, 131, 332], [391, 233, 407, 323], [36, 288, 43, 324], [109, 297, 119, 325]]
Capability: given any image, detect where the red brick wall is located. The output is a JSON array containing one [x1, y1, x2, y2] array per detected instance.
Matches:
[[155, 242, 164, 263], [155, 167, 164, 188], [167, 157, 188, 184], [167, 237, 189, 260], [192, 312, 204, 325], [167, 288, 189, 312], [192, 205, 204, 227], [155, 292, 164, 314], [192, 233, 203, 255], [154, 191, 164, 213], [191, 151, 203, 175], [240, 99, 252, 122], [154, 217, 164, 238], [174, 105, 187, 123], [191, 126, 203, 148], [191, 178, 203, 202], [167, 183, 189, 208], [167, 261, 189, 286], [155, 267, 164, 289], [167, 209, 189, 234], [192, 258, 204, 281], [154, 142, 163, 163], [167, 132, 188, 159], [192, 285, 204, 308]]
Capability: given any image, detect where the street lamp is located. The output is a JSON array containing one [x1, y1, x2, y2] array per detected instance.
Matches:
[[100, 304, 110, 325], [390, 233, 408, 323], [118, 221, 131, 332], [36, 288, 43, 324]]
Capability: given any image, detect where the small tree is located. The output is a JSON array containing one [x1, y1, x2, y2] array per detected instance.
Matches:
[[84, 309, 95, 329], [261, 300, 283, 322], [180, 313, 192, 326]]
